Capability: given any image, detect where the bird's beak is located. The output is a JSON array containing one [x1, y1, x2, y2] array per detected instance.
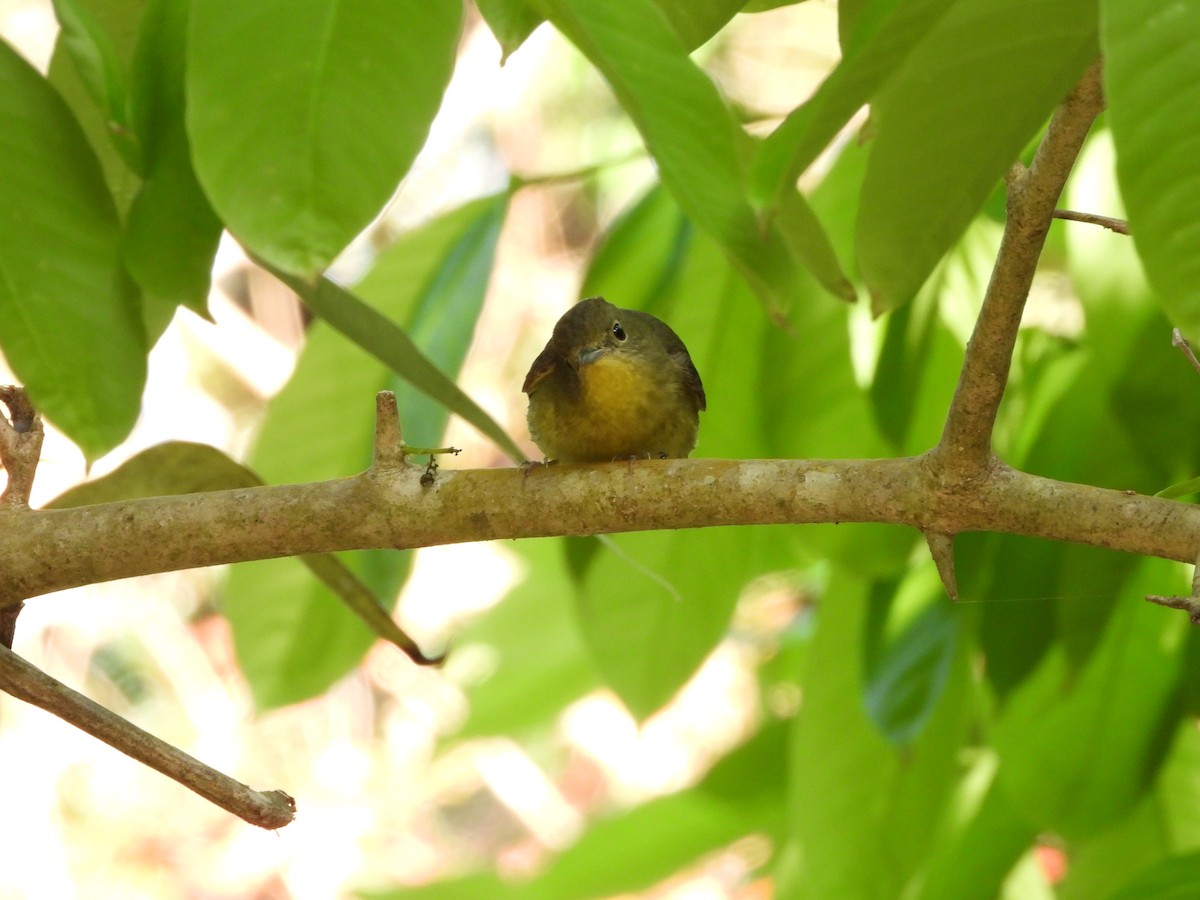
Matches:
[[576, 346, 606, 369]]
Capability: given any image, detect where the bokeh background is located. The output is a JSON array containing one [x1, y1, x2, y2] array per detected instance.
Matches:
[[0, 3, 841, 897]]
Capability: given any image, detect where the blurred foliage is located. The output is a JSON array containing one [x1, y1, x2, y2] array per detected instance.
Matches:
[[4, 0, 1200, 896]]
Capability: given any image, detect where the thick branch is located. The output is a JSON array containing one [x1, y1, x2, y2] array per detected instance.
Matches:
[[0, 644, 295, 829], [3, 456, 1200, 605], [934, 61, 1105, 478]]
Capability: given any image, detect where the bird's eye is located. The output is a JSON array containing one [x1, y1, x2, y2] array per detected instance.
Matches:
[[612, 321, 627, 341]]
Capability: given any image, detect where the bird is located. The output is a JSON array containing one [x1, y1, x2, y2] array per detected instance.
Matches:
[[522, 296, 706, 463]]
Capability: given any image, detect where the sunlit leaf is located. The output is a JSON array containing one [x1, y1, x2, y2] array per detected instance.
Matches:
[[751, 0, 957, 213], [226, 196, 508, 708], [993, 559, 1188, 840], [187, 0, 462, 274], [124, 0, 221, 327], [0, 39, 145, 459], [535, 0, 848, 316], [50, 0, 140, 168], [857, 0, 1099, 313], [1103, 0, 1200, 341], [45, 441, 424, 658]]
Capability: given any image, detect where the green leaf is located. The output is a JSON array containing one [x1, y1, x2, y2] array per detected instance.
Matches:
[[123, 0, 221, 327], [186, 0, 462, 274], [863, 595, 959, 745], [535, 0, 847, 316], [267, 264, 525, 464], [1107, 852, 1200, 900], [50, 0, 140, 169], [454, 538, 600, 740], [789, 569, 975, 897], [912, 767, 1038, 900], [0, 39, 146, 460], [225, 196, 507, 708], [857, 0, 1099, 313], [46, 440, 259, 504], [1155, 477, 1200, 500], [44, 441, 424, 658], [475, 0, 543, 63], [650, 0, 745, 50], [571, 528, 786, 719], [993, 559, 1188, 840], [750, 0, 957, 213], [1103, 1, 1200, 340]]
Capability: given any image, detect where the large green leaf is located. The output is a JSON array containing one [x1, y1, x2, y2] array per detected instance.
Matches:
[[0, 39, 145, 460], [453, 538, 600, 740], [863, 586, 959, 745], [912, 767, 1038, 900], [788, 571, 967, 897], [186, 0, 462, 274], [534, 0, 848, 316], [267, 266, 524, 463], [750, 0, 957, 213], [857, 0, 1099, 313], [224, 196, 506, 708], [1106, 852, 1200, 900], [570, 527, 788, 719], [45, 441, 428, 658], [992, 559, 1188, 840], [1103, 1, 1200, 341], [124, 0, 221, 328]]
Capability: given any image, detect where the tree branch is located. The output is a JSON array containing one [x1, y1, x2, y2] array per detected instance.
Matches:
[[932, 61, 1105, 479], [3, 452, 1200, 605], [0, 644, 295, 829]]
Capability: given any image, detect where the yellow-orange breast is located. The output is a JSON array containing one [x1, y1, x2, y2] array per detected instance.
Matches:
[[526, 352, 699, 462]]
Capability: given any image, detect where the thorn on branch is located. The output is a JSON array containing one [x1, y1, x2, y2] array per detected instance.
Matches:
[[0, 601, 22, 650], [0, 385, 45, 508], [924, 531, 960, 602], [1172, 329, 1200, 377], [1051, 209, 1130, 235], [1146, 554, 1200, 625]]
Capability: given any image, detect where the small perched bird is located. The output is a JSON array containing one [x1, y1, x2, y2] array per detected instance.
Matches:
[[523, 296, 706, 463]]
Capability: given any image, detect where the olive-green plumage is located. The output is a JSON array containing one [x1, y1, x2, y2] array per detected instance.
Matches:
[[523, 296, 706, 463]]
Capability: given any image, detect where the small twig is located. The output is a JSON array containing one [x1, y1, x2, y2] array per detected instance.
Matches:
[[373, 390, 405, 468], [0, 386, 44, 507], [0, 644, 295, 829], [371, 391, 460, 470], [1172, 329, 1200, 377], [1051, 209, 1130, 235]]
